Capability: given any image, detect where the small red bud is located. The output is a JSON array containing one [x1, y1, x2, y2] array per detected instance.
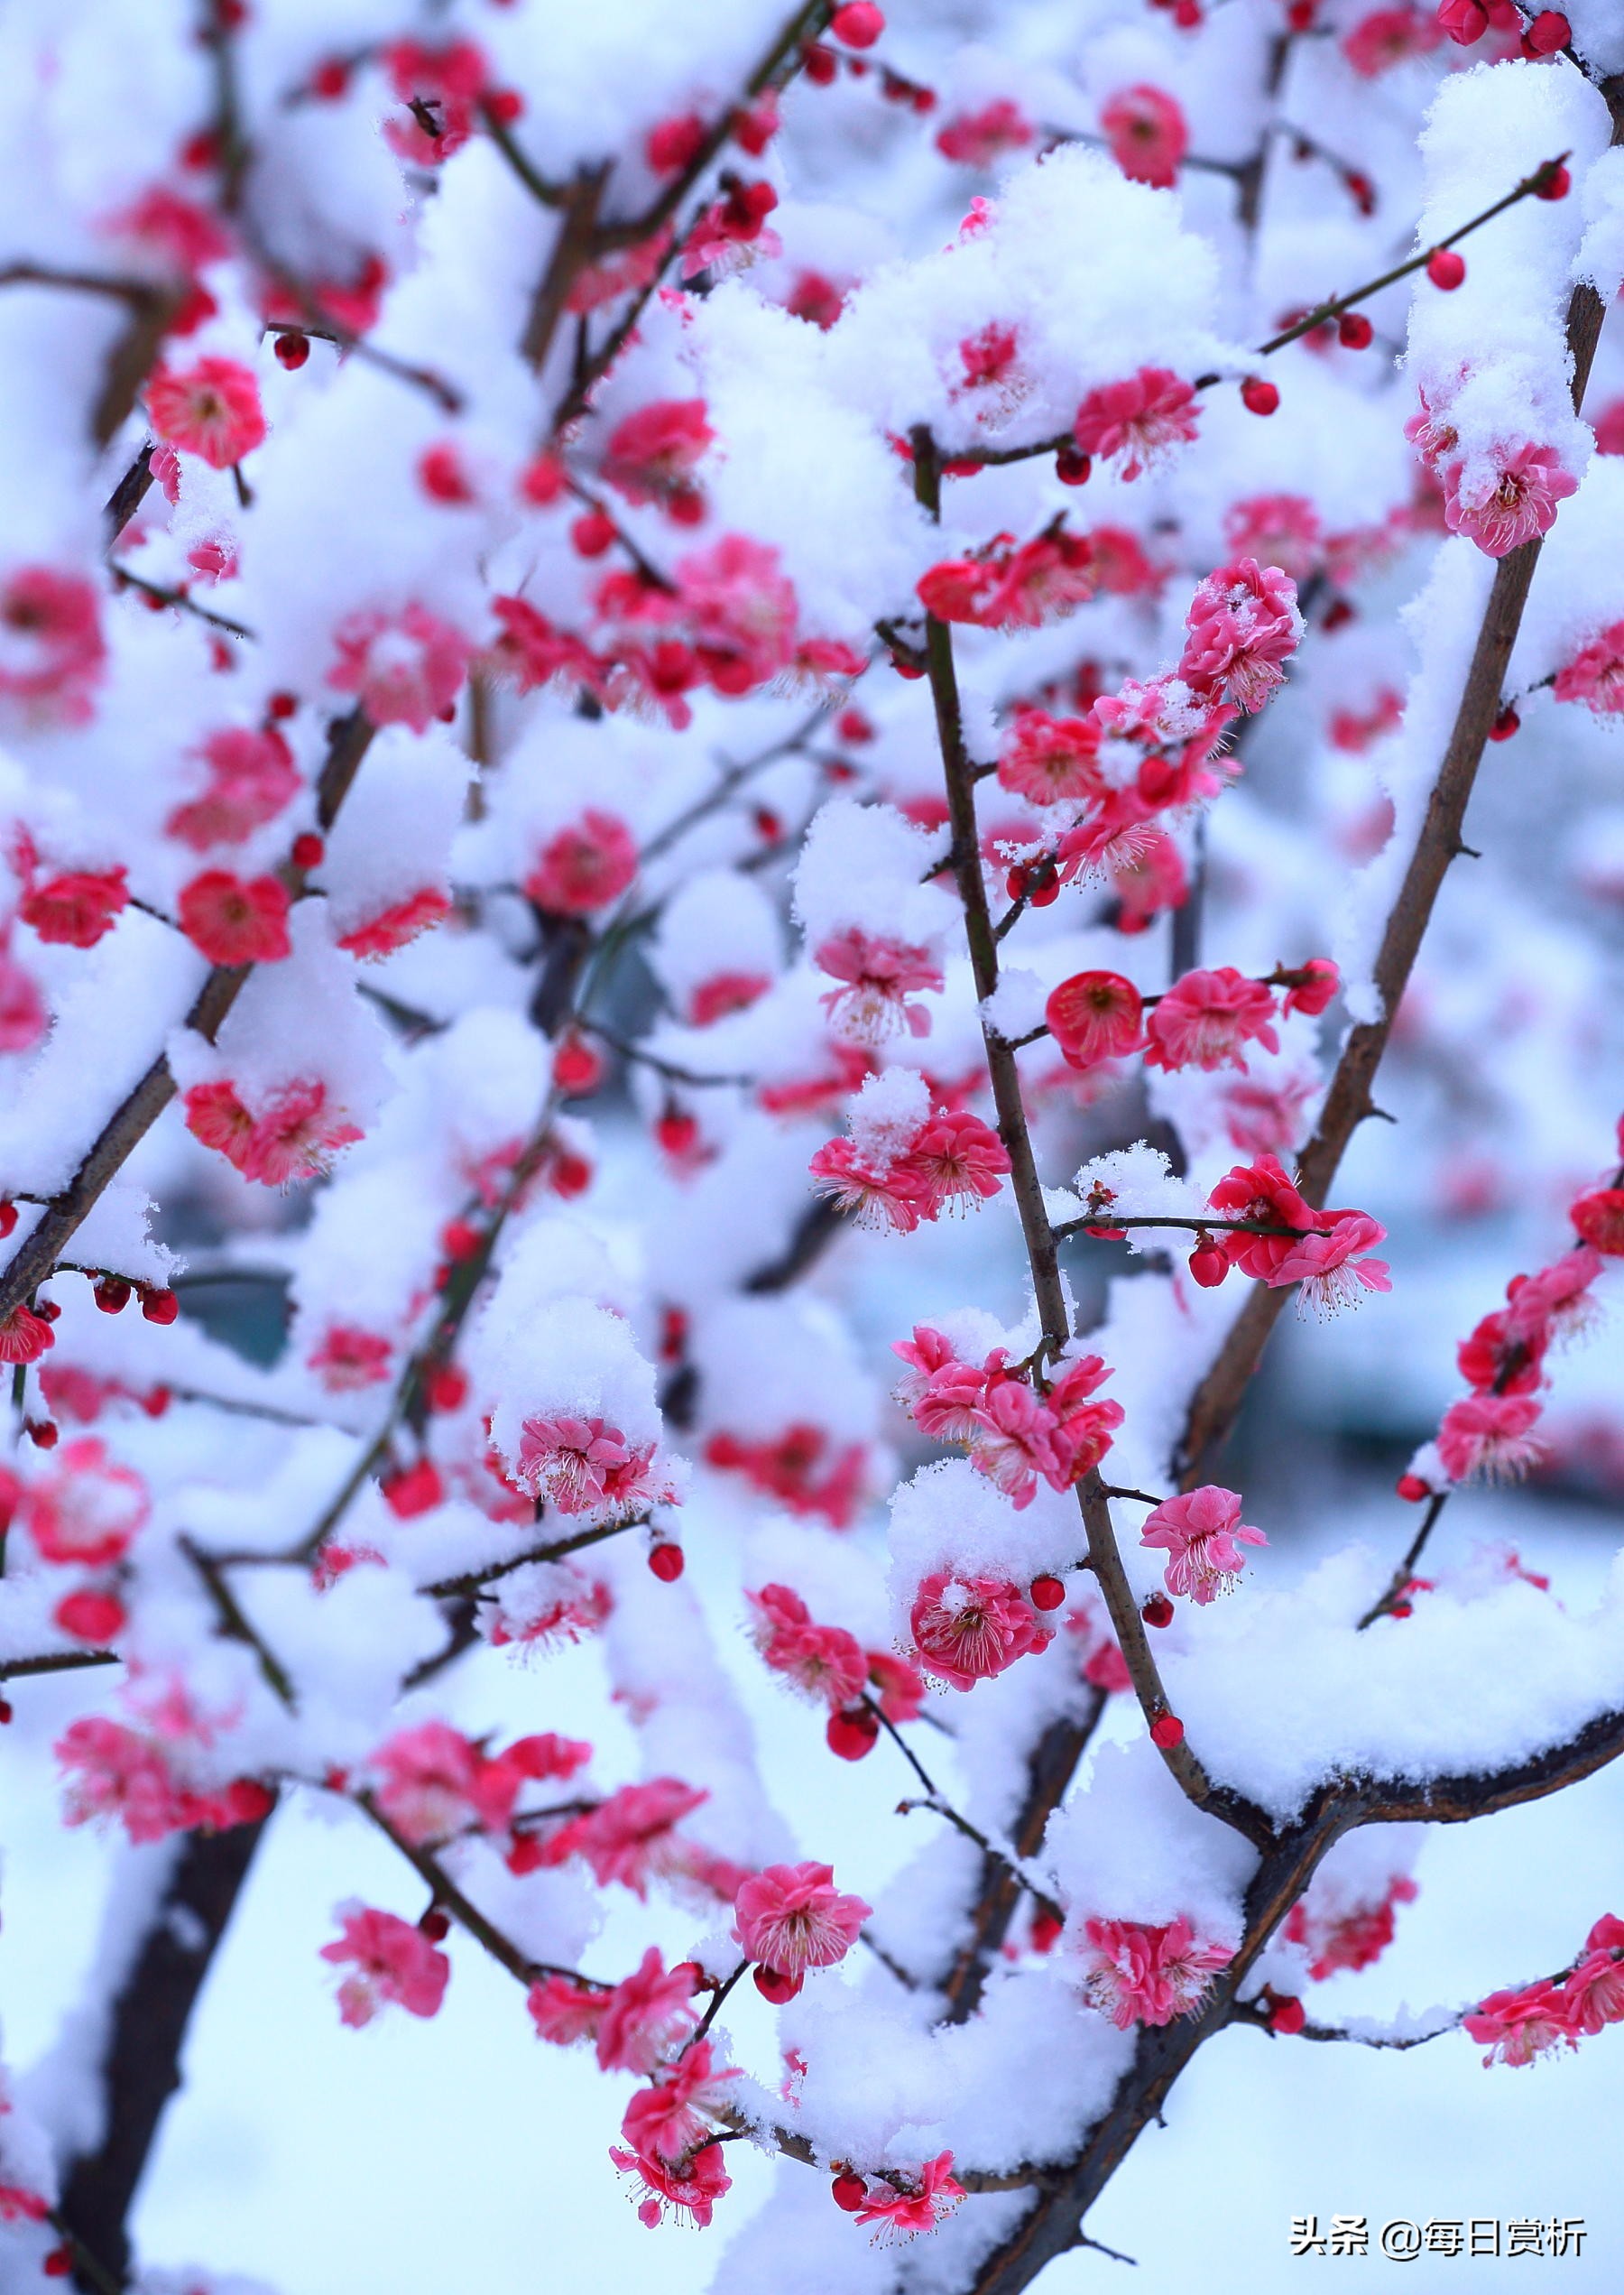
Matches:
[[273, 330, 310, 370], [1536, 162, 1571, 201], [1055, 446, 1092, 486], [440, 1217, 482, 1262], [423, 1362, 469, 1414], [802, 41, 838, 85], [1337, 310, 1374, 349], [381, 1460, 444, 1519], [1270, 1994, 1306, 2035], [1286, 0, 1315, 25], [1141, 1592, 1175, 1629], [291, 831, 325, 868], [1150, 1713, 1186, 1749], [1426, 248, 1466, 291], [753, 1964, 803, 2003], [94, 1276, 132, 1314], [831, 2, 885, 47], [54, 1587, 127, 1644], [1188, 1241, 1228, 1289], [832, 2170, 868, 2212], [1390, 1600, 1414, 1619], [35, 1298, 60, 1322], [0, 1201, 16, 1238], [1526, 9, 1570, 52], [27, 1419, 59, 1448], [1395, 1472, 1430, 1503], [1489, 704, 1519, 741], [1030, 1908, 1064, 1953], [1321, 597, 1356, 632], [142, 1384, 172, 1419], [569, 511, 616, 558], [0, 1698, 13, 1725], [140, 1286, 180, 1325], [520, 453, 565, 507], [826, 1705, 880, 1761], [267, 689, 298, 719], [486, 88, 524, 126], [44, 2249, 73, 2280], [648, 1541, 685, 1582], [419, 1908, 451, 1941], [1240, 376, 1279, 416], [310, 56, 350, 99], [553, 1032, 605, 1096], [1030, 1573, 1066, 1612]]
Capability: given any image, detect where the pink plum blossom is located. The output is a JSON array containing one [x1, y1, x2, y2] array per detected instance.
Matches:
[[1144, 967, 1281, 1072], [1178, 559, 1302, 715], [1081, 1915, 1235, 2027], [734, 1860, 871, 1980], [328, 605, 473, 732], [851, 2152, 965, 2236], [910, 1571, 1053, 1689], [1436, 1394, 1545, 1483], [1073, 367, 1200, 480], [320, 1905, 450, 2028], [1442, 443, 1578, 559], [1139, 1485, 1268, 1604], [1267, 1211, 1391, 1312]]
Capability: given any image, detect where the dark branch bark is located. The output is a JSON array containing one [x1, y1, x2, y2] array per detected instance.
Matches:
[[937, 1697, 1105, 2023], [967, 1697, 1624, 2293], [59, 1814, 272, 2292]]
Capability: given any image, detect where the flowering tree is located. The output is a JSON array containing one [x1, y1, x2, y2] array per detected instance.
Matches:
[[3, 0, 1624, 2288]]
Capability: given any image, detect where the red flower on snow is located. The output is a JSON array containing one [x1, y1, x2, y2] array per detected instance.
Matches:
[[0, 566, 106, 725], [19, 869, 128, 949], [1178, 558, 1302, 715], [910, 1570, 1053, 1689], [998, 708, 1104, 806], [1074, 367, 1200, 481], [165, 727, 300, 850], [1101, 85, 1188, 189], [1082, 1915, 1235, 2027], [178, 870, 291, 965], [539, 1778, 709, 1897], [603, 400, 714, 516], [1554, 622, 1624, 716], [383, 39, 487, 165], [524, 810, 639, 916], [936, 100, 1034, 165], [1442, 442, 1578, 560], [183, 1077, 363, 1186], [337, 888, 452, 959], [328, 605, 473, 733], [145, 356, 266, 469], [813, 927, 943, 1042], [851, 2152, 965, 2237], [21, 1437, 150, 1566], [513, 1412, 669, 1520]]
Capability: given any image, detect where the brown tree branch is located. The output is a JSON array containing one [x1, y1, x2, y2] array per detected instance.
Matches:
[[58, 1812, 274, 2293]]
